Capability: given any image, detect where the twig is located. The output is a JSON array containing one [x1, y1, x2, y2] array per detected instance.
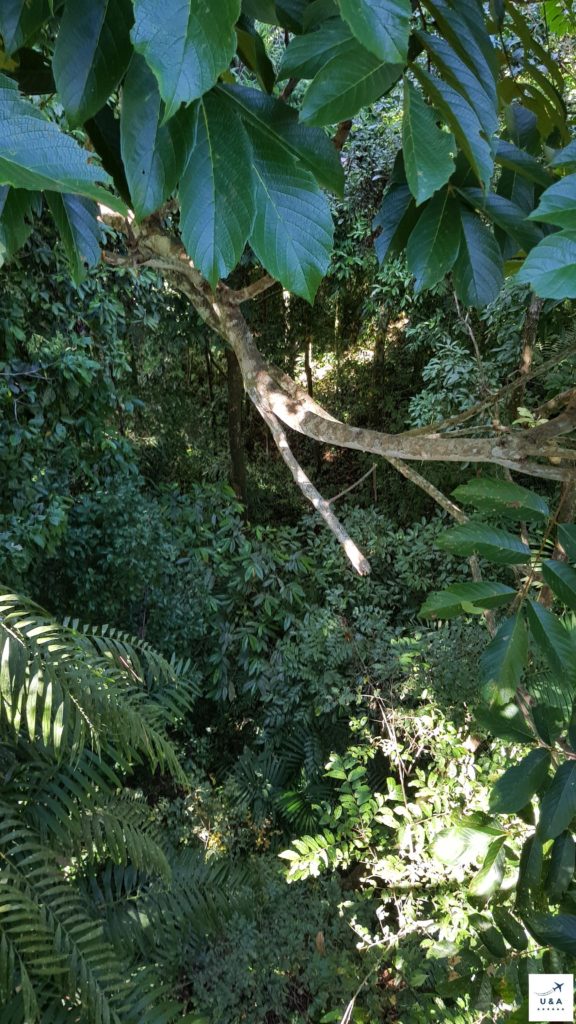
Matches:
[[328, 465, 377, 505]]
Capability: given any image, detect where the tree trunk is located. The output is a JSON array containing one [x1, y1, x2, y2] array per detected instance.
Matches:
[[226, 347, 248, 506]]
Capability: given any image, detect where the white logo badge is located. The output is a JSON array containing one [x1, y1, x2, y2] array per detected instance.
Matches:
[[529, 974, 574, 1021]]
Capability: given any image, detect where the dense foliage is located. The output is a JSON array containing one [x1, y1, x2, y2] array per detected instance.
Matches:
[[1, 3, 576, 1024]]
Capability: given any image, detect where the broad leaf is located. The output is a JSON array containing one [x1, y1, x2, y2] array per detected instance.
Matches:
[[179, 93, 254, 289], [242, 0, 278, 20], [437, 524, 530, 565], [547, 832, 576, 901], [218, 85, 344, 195], [469, 836, 506, 896], [337, 0, 410, 64], [417, 31, 498, 141], [46, 193, 102, 284], [491, 907, 528, 951], [517, 835, 544, 900], [526, 601, 576, 681], [278, 20, 352, 80], [0, 0, 50, 55], [550, 139, 576, 171], [275, 0, 309, 31], [0, 74, 123, 209], [303, 0, 340, 29], [516, 232, 576, 299], [452, 479, 549, 521], [459, 188, 543, 253], [420, 0, 498, 101], [558, 524, 576, 562], [405, 190, 460, 292], [542, 560, 576, 611], [402, 79, 455, 206], [372, 184, 418, 263], [453, 208, 503, 308], [236, 26, 276, 93], [414, 68, 493, 190], [432, 821, 504, 866], [301, 39, 402, 126], [85, 104, 131, 205], [132, 0, 241, 121], [538, 761, 576, 840], [529, 173, 576, 230], [420, 581, 515, 619], [480, 613, 528, 689], [475, 703, 533, 743], [489, 748, 551, 814], [121, 54, 195, 220], [495, 140, 555, 188], [525, 913, 576, 956], [0, 187, 39, 258], [53, 0, 133, 127], [469, 914, 507, 957], [248, 126, 333, 302]]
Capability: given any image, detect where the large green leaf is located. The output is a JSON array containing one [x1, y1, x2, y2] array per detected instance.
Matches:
[[218, 85, 344, 195], [0, 186, 39, 259], [459, 188, 543, 253], [275, 0, 309, 31], [420, 0, 498, 102], [46, 193, 102, 284], [414, 68, 493, 190], [515, 232, 576, 299], [402, 79, 455, 206], [453, 207, 503, 308], [538, 761, 576, 840], [542, 561, 576, 611], [121, 54, 195, 220], [0, 0, 50, 55], [469, 836, 506, 896], [480, 613, 528, 690], [475, 703, 533, 743], [526, 600, 576, 681], [300, 38, 402, 126], [337, 0, 410, 64], [242, 0, 278, 20], [529, 173, 576, 230], [405, 190, 460, 291], [489, 748, 551, 814], [550, 138, 576, 171], [438, 523, 531, 563], [0, 74, 123, 210], [547, 832, 576, 901], [236, 26, 276, 93], [247, 125, 333, 302], [517, 835, 544, 900], [52, 0, 133, 127], [420, 581, 516, 619], [85, 104, 131, 205], [525, 913, 576, 955], [179, 93, 254, 289], [452, 478, 549, 522], [416, 31, 498, 141], [495, 140, 555, 188], [132, 0, 241, 121], [303, 0, 340, 28], [372, 184, 418, 263], [278, 20, 353, 80], [558, 524, 576, 562]]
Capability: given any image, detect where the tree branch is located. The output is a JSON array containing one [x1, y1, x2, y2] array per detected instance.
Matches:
[[252, 390, 371, 576], [225, 275, 279, 304]]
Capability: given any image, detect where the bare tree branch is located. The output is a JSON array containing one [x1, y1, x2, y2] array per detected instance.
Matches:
[[252, 390, 371, 576], [225, 275, 279, 304]]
